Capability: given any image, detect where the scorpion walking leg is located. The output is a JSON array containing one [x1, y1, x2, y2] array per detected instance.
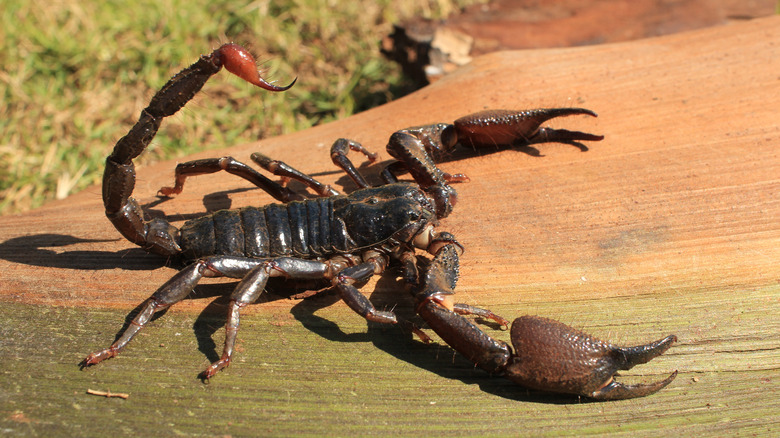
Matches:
[[453, 303, 509, 328], [250, 152, 340, 197], [330, 138, 379, 189], [84, 255, 333, 379], [332, 252, 397, 324], [202, 257, 330, 379], [158, 157, 302, 202], [203, 253, 401, 379], [82, 256, 261, 366]]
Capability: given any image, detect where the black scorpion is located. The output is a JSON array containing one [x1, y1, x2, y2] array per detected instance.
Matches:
[[82, 43, 677, 400]]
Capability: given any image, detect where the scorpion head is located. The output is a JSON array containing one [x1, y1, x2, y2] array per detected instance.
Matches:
[[338, 184, 437, 249]]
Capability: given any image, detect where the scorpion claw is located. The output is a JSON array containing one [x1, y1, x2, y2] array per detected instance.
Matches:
[[453, 108, 604, 149], [504, 316, 677, 400], [588, 370, 678, 400]]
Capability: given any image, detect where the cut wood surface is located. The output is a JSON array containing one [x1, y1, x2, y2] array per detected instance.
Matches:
[[1, 16, 778, 436]]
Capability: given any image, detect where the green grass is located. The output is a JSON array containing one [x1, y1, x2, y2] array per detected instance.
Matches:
[[0, 0, 482, 214]]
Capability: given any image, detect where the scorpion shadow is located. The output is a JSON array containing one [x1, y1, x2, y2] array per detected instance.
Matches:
[[0, 191, 250, 272], [0, 233, 166, 271]]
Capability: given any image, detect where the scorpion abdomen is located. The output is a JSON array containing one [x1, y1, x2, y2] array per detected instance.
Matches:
[[179, 196, 355, 260]]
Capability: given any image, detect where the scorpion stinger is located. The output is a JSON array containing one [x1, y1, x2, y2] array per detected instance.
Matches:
[[84, 43, 676, 400]]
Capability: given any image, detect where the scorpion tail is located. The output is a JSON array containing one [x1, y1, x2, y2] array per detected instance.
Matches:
[[103, 44, 294, 255]]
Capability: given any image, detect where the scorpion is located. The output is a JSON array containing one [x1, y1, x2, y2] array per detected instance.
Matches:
[[82, 43, 678, 400]]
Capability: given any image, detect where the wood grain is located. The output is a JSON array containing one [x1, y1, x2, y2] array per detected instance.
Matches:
[[1, 16, 778, 436]]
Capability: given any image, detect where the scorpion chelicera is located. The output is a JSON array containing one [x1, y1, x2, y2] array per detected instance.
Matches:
[[82, 43, 678, 400]]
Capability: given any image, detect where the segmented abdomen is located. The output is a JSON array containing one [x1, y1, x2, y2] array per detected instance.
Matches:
[[179, 196, 354, 260]]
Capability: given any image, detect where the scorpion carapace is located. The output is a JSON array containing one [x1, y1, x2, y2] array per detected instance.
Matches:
[[83, 43, 677, 400]]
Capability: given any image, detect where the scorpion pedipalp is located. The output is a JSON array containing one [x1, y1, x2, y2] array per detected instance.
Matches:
[[381, 108, 603, 219], [413, 242, 677, 400]]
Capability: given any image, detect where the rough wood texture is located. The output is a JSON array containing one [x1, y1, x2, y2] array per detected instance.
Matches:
[[1, 16, 778, 436]]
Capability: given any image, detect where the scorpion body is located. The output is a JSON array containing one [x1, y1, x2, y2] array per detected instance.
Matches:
[[83, 43, 677, 400], [177, 183, 433, 260]]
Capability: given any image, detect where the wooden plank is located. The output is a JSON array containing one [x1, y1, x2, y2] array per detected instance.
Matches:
[[1, 16, 779, 436]]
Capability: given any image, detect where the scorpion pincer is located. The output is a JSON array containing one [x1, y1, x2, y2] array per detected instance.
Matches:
[[82, 43, 677, 400]]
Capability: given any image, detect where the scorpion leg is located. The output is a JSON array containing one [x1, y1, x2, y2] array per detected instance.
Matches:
[[82, 256, 265, 367], [158, 156, 303, 202], [250, 152, 340, 197], [332, 251, 397, 324], [453, 303, 509, 328], [83, 255, 334, 379], [330, 138, 379, 189], [202, 253, 399, 379], [380, 160, 469, 185], [201, 257, 331, 379]]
